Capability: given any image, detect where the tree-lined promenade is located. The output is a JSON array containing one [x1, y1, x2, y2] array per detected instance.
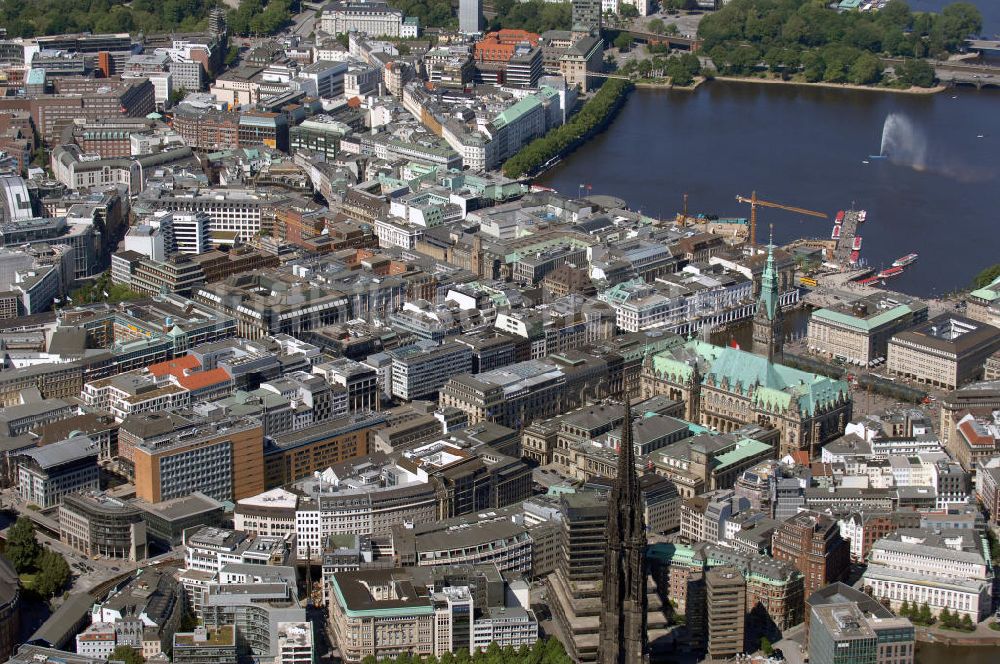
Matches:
[[502, 79, 634, 179]]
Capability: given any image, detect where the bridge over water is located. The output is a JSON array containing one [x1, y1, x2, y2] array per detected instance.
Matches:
[[965, 39, 1000, 56], [883, 57, 1000, 88]]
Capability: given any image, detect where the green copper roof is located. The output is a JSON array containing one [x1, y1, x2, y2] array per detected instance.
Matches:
[[758, 243, 779, 321], [651, 355, 694, 382], [650, 339, 719, 383], [753, 385, 792, 412], [811, 303, 915, 332], [714, 438, 773, 469], [647, 542, 701, 567], [650, 340, 849, 417], [503, 236, 591, 264], [493, 95, 542, 130], [970, 275, 1000, 303], [378, 175, 409, 190], [602, 279, 646, 306], [26, 68, 45, 85]]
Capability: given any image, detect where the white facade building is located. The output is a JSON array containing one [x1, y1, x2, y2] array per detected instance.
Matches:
[[374, 217, 424, 249], [123, 222, 169, 261], [75, 623, 118, 659], [145, 188, 264, 242], [277, 622, 315, 664], [863, 531, 992, 620], [169, 211, 211, 255], [295, 60, 348, 99], [321, 1, 405, 37], [459, 0, 482, 33]]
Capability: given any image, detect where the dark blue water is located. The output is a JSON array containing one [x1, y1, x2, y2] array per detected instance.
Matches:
[[540, 82, 1000, 298]]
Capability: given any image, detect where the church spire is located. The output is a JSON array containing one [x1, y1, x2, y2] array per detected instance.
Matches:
[[760, 226, 779, 321], [597, 397, 648, 664], [617, 397, 638, 504], [753, 225, 783, 362]]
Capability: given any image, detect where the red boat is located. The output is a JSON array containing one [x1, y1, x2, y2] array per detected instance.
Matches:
[[832, 225, 842, 239], [878, 266, 904, 278], [853, 236, 863, 251], [835, 210, 845, 223], [849, 250, 859, 264], [858, 276, 880, 286]]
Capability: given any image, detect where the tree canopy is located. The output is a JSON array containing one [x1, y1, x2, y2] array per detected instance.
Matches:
[[973, 264, 1000, 289], [110, 646, 146, 664], [4, 517, 70, 601], [70, 270, 142, 306], [389, 0, 455, 29], [5, 517, 41, 573], [894, 58, 935, 87], [488, 0, 572, 33], [502, 79, 633, 178], [618, 51, 701, 85], [620, 4, 639, 18], [32, 550, 71, 599], [614, 33, 635, 50], [0, 0, 216, 37], [227, 0, 291, 36], [698, 0, 981, 86], [361, 638, 573, 664]]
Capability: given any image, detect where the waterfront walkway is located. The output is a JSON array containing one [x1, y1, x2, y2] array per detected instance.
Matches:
[[915, 621, 1000, 645]]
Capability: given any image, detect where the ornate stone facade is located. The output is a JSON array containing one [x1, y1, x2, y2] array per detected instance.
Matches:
[[637, 246, 850, 459], [640, 340, 851, 458]]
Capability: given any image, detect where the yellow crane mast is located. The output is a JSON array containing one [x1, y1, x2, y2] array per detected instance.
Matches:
[[735, 191, 828, 247]]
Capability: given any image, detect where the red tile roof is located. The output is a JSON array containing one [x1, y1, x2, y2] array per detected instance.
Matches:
[[790, 450, 810, 466], [174, 367, 232, 392], [810, 462, 832, 476], [148, 355, 201, 378], [958, 419, 996, 447]]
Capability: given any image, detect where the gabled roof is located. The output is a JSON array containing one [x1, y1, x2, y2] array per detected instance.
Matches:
[[651, 340, 849, 417]]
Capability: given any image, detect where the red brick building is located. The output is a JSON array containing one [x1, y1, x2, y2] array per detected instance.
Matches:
[[171, 106, 240, 150], [473, 29, 540, 64], [0, 111, 36, 174], [771, 511, 850, 597], [0, 79, 155, 145]]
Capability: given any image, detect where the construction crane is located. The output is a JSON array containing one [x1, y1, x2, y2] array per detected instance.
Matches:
[[735, 191, 828, 247], [676, 193, 690, 227]]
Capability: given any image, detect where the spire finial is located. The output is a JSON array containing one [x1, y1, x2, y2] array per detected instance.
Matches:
[[768, 224, 774, 248]]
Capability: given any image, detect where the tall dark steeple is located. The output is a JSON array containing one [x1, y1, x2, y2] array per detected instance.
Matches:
[[597, 398, 648, 664], [753, 226, 783, 362]]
